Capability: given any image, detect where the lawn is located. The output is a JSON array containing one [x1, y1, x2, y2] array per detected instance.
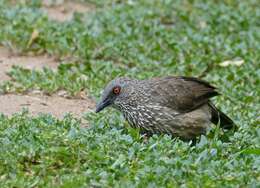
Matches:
[[0, 0, 259, 187]]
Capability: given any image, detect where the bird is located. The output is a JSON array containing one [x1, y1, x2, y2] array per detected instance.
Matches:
[[95, 76, 236, 140]]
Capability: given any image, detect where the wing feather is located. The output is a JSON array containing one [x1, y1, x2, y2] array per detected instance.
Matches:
[[148, 76, 219, 113]]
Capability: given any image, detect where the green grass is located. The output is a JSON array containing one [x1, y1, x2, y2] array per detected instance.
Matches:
[[0, 0, 259, 187]]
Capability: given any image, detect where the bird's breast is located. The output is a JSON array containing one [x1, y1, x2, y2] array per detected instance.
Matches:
[[120, 104, 178, 133], [118, 104, 211, 140]]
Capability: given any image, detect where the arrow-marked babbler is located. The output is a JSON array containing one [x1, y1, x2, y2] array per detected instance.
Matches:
[[96, 76, 236, 140]]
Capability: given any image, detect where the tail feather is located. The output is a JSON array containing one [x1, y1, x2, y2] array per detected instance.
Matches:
[[209, 102, 237, 130]]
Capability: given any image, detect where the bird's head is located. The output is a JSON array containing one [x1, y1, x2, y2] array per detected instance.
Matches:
[[95, 77, 138, 113]]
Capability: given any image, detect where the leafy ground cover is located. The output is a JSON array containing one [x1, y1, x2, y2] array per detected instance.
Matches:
[[0, 0, 259, 187]]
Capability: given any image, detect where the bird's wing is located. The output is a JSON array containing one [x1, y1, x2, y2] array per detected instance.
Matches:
[[148, 76, 219, 113]]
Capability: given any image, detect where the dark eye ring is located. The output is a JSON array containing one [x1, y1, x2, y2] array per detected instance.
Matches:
[[113, 86, 121, 95]]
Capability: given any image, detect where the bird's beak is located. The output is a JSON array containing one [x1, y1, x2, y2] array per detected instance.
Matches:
[[95, 98, 111, 113]]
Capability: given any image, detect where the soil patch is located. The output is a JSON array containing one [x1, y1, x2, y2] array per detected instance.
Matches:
[[0, 46, 58, 81], [0, 46, 95, 120], [42, 0, 93, 22], [0, 93, 95, 119]]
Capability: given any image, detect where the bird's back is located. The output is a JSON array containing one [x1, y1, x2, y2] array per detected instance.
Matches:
[[144, 76, 219, 112]]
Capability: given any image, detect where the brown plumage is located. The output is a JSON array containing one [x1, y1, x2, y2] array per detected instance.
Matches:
[[96, 76, 236, 140]]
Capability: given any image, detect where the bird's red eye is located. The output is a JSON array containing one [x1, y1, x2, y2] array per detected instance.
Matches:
[[113, 86, 121, 95]]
